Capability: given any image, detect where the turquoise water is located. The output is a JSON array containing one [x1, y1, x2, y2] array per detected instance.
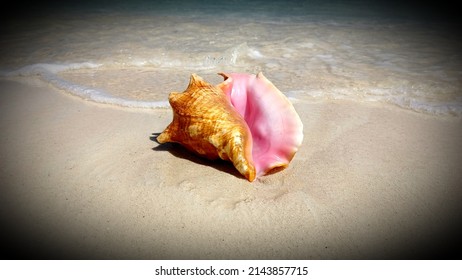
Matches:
[[2, 0, 461, 115]]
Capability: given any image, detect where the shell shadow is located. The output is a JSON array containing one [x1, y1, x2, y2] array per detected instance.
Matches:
[[150, 133, 244, 180]]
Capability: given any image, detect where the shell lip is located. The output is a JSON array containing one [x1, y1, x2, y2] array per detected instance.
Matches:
[[217, 72, 304, 179]]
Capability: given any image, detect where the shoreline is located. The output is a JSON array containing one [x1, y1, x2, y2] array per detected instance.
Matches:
[[5, 63, 462, 117], [1, 79, 461, 259]]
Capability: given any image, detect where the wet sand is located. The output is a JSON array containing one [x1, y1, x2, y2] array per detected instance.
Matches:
[[1, 79, 461, 259]]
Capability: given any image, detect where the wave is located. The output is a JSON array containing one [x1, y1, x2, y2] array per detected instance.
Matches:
[[1, 43, 263, 109], [288, 88, 462, 117], [4, 63, 171, 109]]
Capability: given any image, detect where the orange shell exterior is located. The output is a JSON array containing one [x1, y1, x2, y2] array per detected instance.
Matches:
[[157, 74, 256, 181]]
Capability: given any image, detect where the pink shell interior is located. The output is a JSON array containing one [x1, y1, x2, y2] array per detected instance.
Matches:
[[218, 72, 304, 177]]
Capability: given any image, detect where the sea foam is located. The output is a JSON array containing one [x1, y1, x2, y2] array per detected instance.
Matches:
[[5, 61, 462, 116]]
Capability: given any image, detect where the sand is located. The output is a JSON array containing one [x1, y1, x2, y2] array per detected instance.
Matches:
[[0, 79, 461, 259]]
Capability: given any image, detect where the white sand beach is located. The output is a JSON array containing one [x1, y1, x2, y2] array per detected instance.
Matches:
[[1, 79, 461, 259]]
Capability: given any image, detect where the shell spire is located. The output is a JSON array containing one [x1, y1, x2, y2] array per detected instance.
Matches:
[[157, 74, 256, 181]]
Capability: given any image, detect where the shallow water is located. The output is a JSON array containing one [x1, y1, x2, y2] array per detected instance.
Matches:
[[2, 0, 462, 115]]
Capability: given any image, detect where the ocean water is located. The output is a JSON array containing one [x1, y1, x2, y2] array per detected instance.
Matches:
[[2, 0, 462, 115]]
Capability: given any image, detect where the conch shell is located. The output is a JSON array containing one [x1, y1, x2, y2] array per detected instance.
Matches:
[[157, 72, 303, 182]]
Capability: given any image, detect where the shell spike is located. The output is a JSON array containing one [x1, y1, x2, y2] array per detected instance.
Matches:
[[157, 73, 257, 181]]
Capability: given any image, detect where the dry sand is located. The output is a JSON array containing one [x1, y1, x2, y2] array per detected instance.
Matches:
[[1, 79, 461, 259]]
